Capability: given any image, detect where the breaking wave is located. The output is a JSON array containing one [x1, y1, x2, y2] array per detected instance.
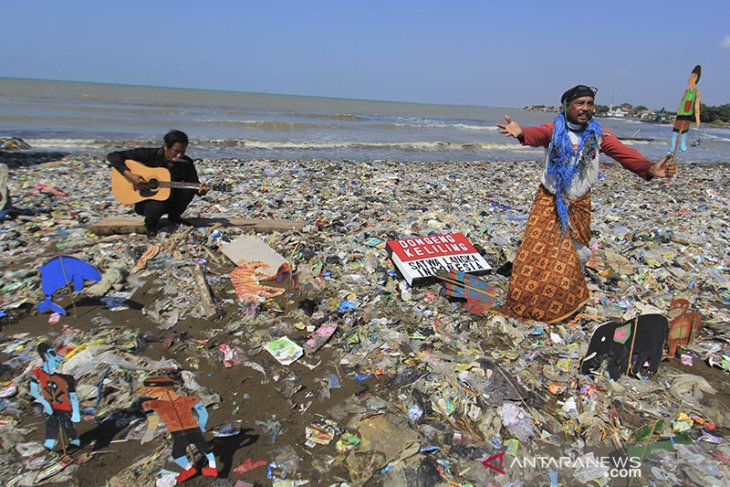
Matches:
[[454, 123, 499, 131], [200, 139, 538, 152], [382, 122, 497, 131], [201, 119, 500, 133], [198, 119, 339, 130], [23, 137, 541, 154], [25, 138, 146, 150], [25, 138, 543, 152], [295, 113, 366, 121]]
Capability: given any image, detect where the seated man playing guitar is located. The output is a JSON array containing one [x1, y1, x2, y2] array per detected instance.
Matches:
[[107, 130, 208, 237]]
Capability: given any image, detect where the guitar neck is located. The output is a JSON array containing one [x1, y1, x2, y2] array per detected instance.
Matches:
[[158, 181, 200, 190]]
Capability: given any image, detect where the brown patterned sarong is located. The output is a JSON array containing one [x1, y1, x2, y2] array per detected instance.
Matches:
[[496, 185, 591, 324]]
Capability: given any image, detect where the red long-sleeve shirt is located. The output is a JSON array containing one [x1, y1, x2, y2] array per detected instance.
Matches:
[[521, 123, 654, 180]]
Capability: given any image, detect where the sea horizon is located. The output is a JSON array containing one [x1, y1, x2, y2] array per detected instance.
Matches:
[[1, 76, 514, 112]]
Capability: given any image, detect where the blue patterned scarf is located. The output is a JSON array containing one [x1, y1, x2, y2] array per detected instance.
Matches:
[[547, 112, 603, 233]]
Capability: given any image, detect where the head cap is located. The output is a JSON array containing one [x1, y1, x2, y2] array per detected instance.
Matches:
[[561, 85, 598, 105]]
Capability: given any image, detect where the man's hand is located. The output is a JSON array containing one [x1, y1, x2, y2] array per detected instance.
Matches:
[[497, 115, 523, 140], [198, 183, 209, 196], [648, 156, 677, 178], [125, 172, 146, 189]]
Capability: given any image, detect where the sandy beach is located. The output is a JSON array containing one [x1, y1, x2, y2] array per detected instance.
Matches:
[[1, 151, 729, 486]]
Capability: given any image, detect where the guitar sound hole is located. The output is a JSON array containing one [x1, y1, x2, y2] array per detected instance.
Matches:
[[147, 179, 160, 190]]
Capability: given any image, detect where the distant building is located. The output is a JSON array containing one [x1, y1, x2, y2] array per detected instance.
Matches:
[[652, 108, 669, 123], [606, 108, 628, 118], [523, 105, 560, 113]]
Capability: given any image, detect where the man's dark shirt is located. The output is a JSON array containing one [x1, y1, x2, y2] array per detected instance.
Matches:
[[107, 147, 199, 185]]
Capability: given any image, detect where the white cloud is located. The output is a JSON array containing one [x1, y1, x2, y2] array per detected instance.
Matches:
[[721, 36, 730, 48]]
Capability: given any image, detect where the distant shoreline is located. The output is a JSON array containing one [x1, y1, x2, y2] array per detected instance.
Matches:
[[523, 104, 730, 130]]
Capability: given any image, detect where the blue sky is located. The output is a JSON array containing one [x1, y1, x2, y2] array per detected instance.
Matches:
[[3, 0, 729, 108]]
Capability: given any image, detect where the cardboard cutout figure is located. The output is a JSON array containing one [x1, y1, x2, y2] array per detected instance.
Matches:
[[30, 342, 81, 451], [436, 268, 497, 316], [665, 298, 702, 358], [668, 65, 702, 154], [37, 256, 101, 315], [0, 163, 11, 217], [269, 262, 296, 288], [580, 314, 669, 379], [230, 261, 287, 303], [139, 376, 217, 483]]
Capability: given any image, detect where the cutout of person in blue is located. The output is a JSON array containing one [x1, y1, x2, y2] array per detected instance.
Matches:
[[668, 65, 702, 154], [30, 343, 81, 450]]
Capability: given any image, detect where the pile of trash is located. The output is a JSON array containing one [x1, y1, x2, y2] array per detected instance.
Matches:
[[0, 151, 729, 486]]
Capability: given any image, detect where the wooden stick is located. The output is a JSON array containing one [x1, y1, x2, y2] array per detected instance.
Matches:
[[494, 366, 542, 426], [58, 421, 68, 457], [58, 256, 78, 317], [626, 316, 639, 376], [671, 133, 682, 161], [192, 264, 217, 319]]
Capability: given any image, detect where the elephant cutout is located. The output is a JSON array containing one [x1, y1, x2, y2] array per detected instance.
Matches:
[[580, 314, 669, 380]]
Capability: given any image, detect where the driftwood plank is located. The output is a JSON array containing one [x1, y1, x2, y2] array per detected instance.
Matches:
[[88, 216, 307, 236], [192, 263, 217, 320]]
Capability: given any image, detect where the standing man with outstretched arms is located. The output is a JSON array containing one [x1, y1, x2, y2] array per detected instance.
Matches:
[[495, 85, 676, 324]]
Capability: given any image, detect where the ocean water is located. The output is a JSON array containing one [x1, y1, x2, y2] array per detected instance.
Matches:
[[1, 78, 728, 163]]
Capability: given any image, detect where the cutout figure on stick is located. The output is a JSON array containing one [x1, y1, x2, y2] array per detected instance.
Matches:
[[230, 260, 287, 303], [30, 342, 81, 452], [0, 163, 11, 219], [668, 65, 702, 155], [436, 268, 497, 316], [37, 255, 101, 316], [580, 314, 668, 379], [139, 376, 218, 483], [665, 298, 702, 359]]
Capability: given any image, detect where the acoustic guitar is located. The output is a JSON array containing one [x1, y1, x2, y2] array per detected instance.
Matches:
[[111, 159, 230, 205]]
